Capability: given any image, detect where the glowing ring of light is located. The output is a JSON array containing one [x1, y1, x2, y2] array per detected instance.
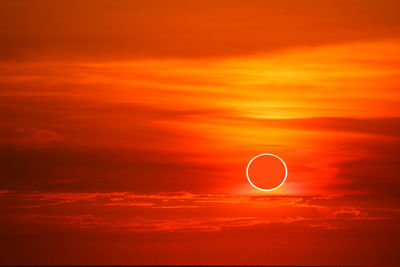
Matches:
[[246, 153, 288, 191]]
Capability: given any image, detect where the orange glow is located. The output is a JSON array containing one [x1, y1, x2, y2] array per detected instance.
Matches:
[[1, 1, 400, 266]]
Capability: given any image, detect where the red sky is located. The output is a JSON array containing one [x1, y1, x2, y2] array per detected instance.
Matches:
[[1, 1, 400, 266]]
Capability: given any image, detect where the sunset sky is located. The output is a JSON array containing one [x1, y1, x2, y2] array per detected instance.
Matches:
[[1, 1, 400, 266]]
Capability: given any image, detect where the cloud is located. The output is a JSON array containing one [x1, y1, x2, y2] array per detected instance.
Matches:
[[334, 208, 361, 219], [244, 117, 400, 137], [332, 139, 400, 196], [1, 0, 400, 61], [1, 190, 399, 265], [1, 211, 398, 266], [2, 128, 63, 147]]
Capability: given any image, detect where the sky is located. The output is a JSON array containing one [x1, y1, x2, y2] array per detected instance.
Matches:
[[1, 0, 400, 266]]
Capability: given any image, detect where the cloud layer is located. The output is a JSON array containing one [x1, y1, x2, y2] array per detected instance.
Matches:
[[1, 4, 400, 265]]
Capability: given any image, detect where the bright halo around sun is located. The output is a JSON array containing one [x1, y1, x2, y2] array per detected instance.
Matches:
[[246, 153, 288, 192]]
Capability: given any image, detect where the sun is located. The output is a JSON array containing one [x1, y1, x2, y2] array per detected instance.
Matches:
[[246, 153, 288, 191]]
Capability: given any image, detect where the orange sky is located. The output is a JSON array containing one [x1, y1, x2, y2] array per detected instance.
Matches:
[[1, 1, 400, 266]]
